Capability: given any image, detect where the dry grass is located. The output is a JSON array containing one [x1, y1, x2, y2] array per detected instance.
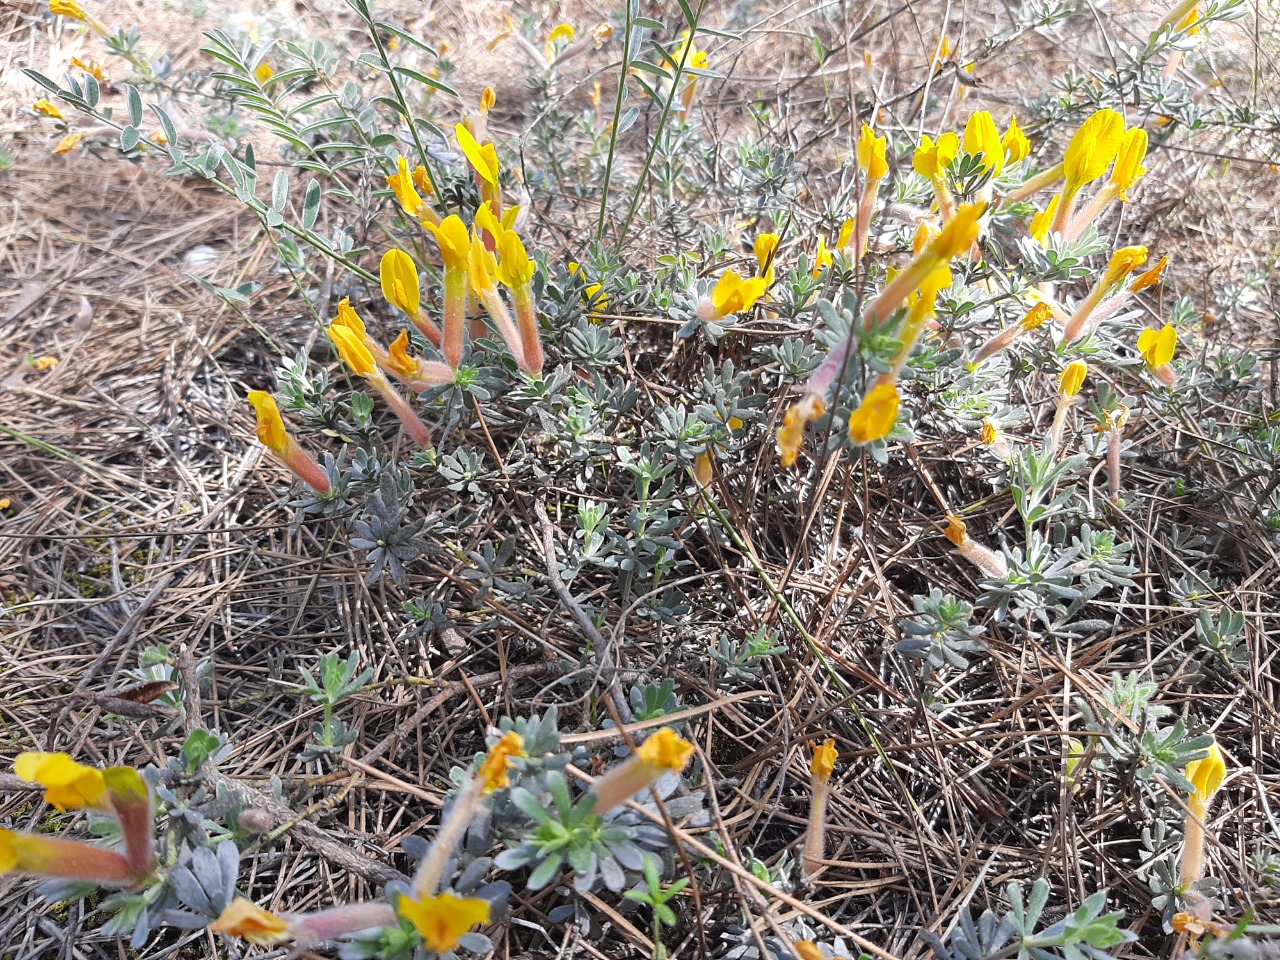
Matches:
[[2, 0, 1280, 958]]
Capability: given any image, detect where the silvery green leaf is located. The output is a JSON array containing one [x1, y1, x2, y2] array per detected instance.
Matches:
[[120, 126, 140, 152], [125, 84, 143, 126], [271, 170, 289, 212]]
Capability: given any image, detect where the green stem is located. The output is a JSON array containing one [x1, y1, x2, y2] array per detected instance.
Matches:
[[363, 14, 442, 198], [596, 0, 636, 241]]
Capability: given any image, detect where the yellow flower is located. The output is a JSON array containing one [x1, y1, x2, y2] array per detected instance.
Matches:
[[380, 248, 421, 318], [812, 235, 833, 279], [478, 731, 525, 794], [847, 383, 900, 444], [70, 57, 108, 82], [397, 891, 491, 954], [1030, 195, 1061, 245], [584, 281, 609, 318], [425, 214, 471, 273], [981, 421, 999, 445], [33, 99, 63, 119], [329, 323, 377, 378], [480, 86, 496, 112], [928, 202, 986, 259], [387, 155, 426, 220], [710, 270, 768, 318], [50, 0, 88, 19], [495, 229, 535, 289], [636, 728, 695, 772], [548, 22, 576, 44], [836, 218, 855, 250], [1063, 109, 1126, 190], [331, 297, 367, 338], [1131, 255, 1169, 293], [943, 515, 968, 547], [857, 123, 888, 180], [913, 132, 959, 180], [383, 330, 417, 379], [1103, 245, 1147, 288], [1137, 323, 1178, 368], [777, 393, 825, 468], [1110, 127, 1148, 200], [963, 110, 1004, 174], [411, 164, 434, 197], [247, 391, 290, 455], [1186, 741, 1226, 811], [15, 753, 107, 812], [811, 739, 837, 782], [1059, 360, 1088, 398], [210, 897, 292, 946], [255, 63, 275, 84], [1002, 117, 1031, 164], [456, 123, 499, 187], [53, 132, 83, 154], [467, 238, 500, 295], [754, 233, 780, 284], [794, 942, 826, 960], [1019, 302, 1052, 331]]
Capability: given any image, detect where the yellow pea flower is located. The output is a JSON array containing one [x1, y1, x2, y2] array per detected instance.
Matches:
[[397, 892, 491, 954], [329, 323, 377, 378], [254, 63, 275, 84], [754, 232, 780, 284], [1131, 255, 1169, 293], [811, 740, 837, 782], [857, 123, 888, 180], [777, 392, 826, 468], [53, 132, 84, 154], [33, 99, 63, 119], [495, 228, 535, 289], [591, 728, 695, 813], [848, 383, 900, 444], [1110, 127, 1148, 200], [913, 132, 959, 180], [331, 296, 367, 338], [0, 829, 136, 885], [246, 392, 331, 492], [943, 515, 1008, 578], [425, 214, 471, 273], [1030, 195, 1060, 245], [480, 86, 496, 112], [387, 155, 426, 220], [1020, 302, 1052, 330], [380, 248, 421, 320], [1102, 245, 1148, 290], [467, 238, 500, 296], [478, 732, 525, 794], [836, 218, 855, 250], [811, 235, 833, 279], [210, 898, 292, 946], [1063, 109, 1126, 192], [70, 56, 108, 82], [963, 110, 1004, 174], [928, 201, 987, 259], [1059, 361, 1088, 398], [1138, 323, 1178, 368], [1002, 117, 1031, 164], [709, 269, 768, 318], [637, 727, 695, 769], [15, 752, 106, 812], [49, 0, 88, 19], [456, 123, 499, 187], [795, 942, 826, 960], [1180, 740, 1228, 887]]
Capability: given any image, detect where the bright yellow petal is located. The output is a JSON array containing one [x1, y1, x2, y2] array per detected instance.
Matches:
[[963, 110, 1004, 174], [380, 249, 421, 317], [811, 739, 837, 782], [456, 123, 499, 185], [478, 731, 525, 794], [15, 753, 106, 812], [247, 391, 290, 456], [329, 324, 377, 377], [1110, 127, 1148, 200], [857, 124, 888, 180], [1186, 741, 1226, 806], [847, 383, 900, 444], [331, 297, 367, 338], [636, 728, 694, 771], [397, 892, 491, 954], [1059, 361, 1088, 398], [1002, 116, 1031, 164], [426, 214, 471, 272], [210, 897, 292, 946], [1063, 109, 1126, 188]]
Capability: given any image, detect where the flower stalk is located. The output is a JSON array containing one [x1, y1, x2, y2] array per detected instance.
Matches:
[[943, 516, 1008, 578], [1179, 741, 1227, 888]]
